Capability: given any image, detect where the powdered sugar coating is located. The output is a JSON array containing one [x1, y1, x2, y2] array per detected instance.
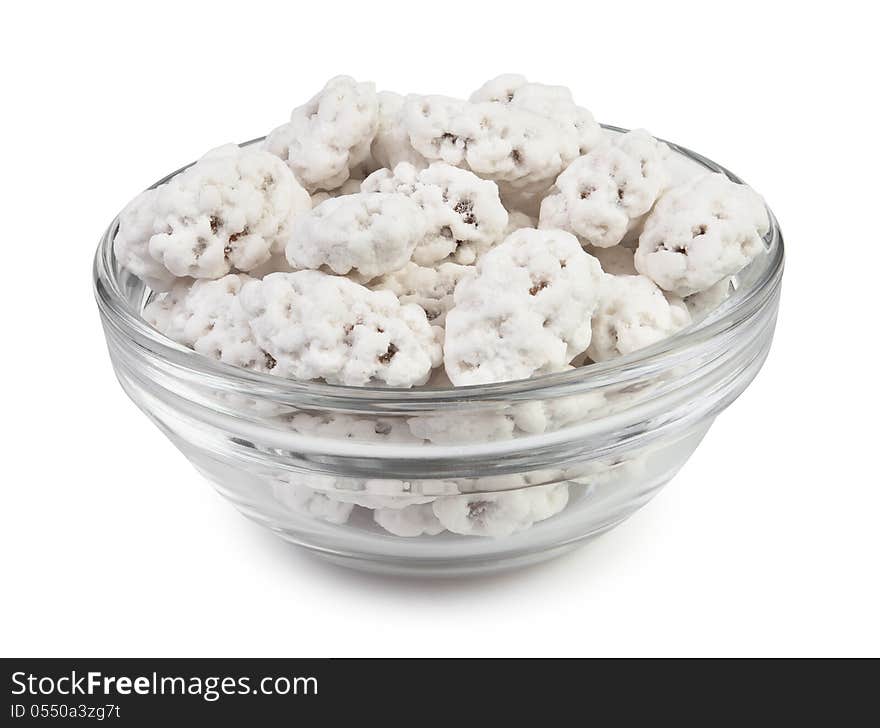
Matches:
[[432, 483, 569, 537], [374, 504, 445, 537], [539, 130, 670, 249], [280, 411, 421, 444], [635, 173, 769, 296], [309, 178, 365, 208], [114, 189, 177, 291], [143, 274, 274, 371], [371, 261, 475, 326], [401, 95, 582, 192], [362, 162, 508, 265], [512, 389, 607, 434], [470, 74, 602, 157], [586, 274, 692, 362], [265, 76, 378, 192], [408, 411, 515, 444], [370, 91, 427, 171], [287, 192, 427, 280], [117, 144, 310, 283], [240, 271, 441, 386], [154, 144, 310, 277], [444, 228, 603, 385], [471, 75, 604, 209], [273, 481, 354, 525]]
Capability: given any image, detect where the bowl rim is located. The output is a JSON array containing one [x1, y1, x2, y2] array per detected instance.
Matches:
[[93, 125, 785, 407]]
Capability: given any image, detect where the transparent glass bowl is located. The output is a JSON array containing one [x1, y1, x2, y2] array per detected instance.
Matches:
[[93, 130, 784, 576]]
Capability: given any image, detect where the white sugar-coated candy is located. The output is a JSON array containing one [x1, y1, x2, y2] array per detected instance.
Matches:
[[144, 273, 276, 371], [116, 144, 310, 286], [361, 161, 508, 265], [287, 192, 427, 280], [432, 483, 569, 537], [444, 228, 602, 384], [470, 74, 602, 157], [240, 270, 441, 387], [116, 74, 772, 541], [539, 130, 670, 249], [374, 504, 445, 537], [265, 76, 378, 192], [587, 274, 691, 362], [635, 173, 768, 296], [371, 261, 475, 326]]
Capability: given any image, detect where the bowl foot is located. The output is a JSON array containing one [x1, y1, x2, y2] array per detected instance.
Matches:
[[275, 520, 626, 578]]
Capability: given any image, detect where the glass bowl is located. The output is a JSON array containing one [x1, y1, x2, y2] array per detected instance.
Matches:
[[93, 129, 784, 576]]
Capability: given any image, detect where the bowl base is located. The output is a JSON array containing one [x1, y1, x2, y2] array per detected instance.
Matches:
[[272, 519, 626, 578]]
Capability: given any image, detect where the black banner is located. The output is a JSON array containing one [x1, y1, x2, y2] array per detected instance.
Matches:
[[3, 658, 877, 724]]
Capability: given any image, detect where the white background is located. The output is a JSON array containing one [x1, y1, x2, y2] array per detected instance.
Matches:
[[2, 1, 878, 657]]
